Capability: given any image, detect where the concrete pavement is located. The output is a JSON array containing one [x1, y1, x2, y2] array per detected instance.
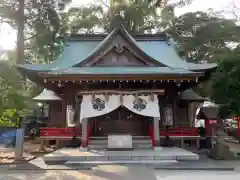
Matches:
[[0, 168, 240, 180]]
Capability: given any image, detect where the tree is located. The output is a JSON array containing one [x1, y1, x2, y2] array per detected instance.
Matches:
[[167, 11, 240, 63], [211, 46, 240, 117], [59, 0, 193, 35], [0, 0, 72, 64], [0, 60, 26, 116]]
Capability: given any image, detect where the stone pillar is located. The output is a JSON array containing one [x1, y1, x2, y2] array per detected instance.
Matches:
[[81, 118, 88, 148], [66, 105, 75, 127], [153, 117, 160, 146]]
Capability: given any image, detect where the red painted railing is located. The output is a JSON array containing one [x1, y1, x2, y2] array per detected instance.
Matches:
[[160, 127, 198, 136], [40, 127, 82, 137], [149, 124, 155, 147]]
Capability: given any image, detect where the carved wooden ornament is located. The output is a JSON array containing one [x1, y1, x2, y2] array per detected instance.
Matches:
[[115, 44, 124, 53]]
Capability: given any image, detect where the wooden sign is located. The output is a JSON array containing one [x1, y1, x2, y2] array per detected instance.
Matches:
[[163, 107, 173, 126]]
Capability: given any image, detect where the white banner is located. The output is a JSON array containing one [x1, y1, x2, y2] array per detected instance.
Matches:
[[123, 95, 160, 118], [80, 95, 121, 122]]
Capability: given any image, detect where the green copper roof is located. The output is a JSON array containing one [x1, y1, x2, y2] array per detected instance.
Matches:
[[44, 67, 200, 75], [16, 25, 216, 75], [17, 40, 216, 72], [17, 41, 101, 71]]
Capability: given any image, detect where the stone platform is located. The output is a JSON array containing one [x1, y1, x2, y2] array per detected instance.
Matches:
[[43, 147, 199, 164]]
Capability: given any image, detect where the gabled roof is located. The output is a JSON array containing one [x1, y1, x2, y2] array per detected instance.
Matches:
[[16, 17, 216, 79], [16, 35, 216, 72]]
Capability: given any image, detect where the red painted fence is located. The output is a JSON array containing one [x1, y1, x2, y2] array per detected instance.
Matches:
[[160, 127, 199, 136], [40, 126, 199, 142], [40, 127, 82, 137]]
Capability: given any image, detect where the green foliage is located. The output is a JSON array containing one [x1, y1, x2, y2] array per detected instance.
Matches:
[[60, 0, 193, 35], [0, 0, 70, 64], [0, 60, 27, 116], [167, 12, 240, 63], [0, 109, 25, 127], [211, 46, 240, 116]]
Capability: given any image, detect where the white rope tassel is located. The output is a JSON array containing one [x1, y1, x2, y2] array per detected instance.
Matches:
[[105, 93, 109, 101], [120, 94, 123, 104], [150, 93, 154, 101], [91, 94, 95, 103]]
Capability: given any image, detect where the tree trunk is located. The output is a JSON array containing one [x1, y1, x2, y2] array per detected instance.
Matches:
[[16, 0, 25, 65]]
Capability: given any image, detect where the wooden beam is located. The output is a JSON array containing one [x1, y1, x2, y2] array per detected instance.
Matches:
[[76, 89, 164, 95], [40, 74, 202, 81]]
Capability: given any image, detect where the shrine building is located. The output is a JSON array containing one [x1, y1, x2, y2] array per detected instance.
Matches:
[[16, 18, 216, 150]]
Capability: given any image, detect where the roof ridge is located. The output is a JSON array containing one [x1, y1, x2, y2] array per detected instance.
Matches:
[[71, 25, 168, 67]]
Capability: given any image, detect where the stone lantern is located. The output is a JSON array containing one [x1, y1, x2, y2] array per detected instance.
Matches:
[[201, 101, 219, 119], [33, 89, 62, 101]]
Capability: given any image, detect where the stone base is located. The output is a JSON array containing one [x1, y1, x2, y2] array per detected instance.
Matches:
[[44, 147, 199, 164], [154, 147, 163, 151], [79, 147, 88, 152]]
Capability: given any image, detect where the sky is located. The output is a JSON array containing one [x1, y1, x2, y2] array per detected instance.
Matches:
[[0, 0, 239, 51]]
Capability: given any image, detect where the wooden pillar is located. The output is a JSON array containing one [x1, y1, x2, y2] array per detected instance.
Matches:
[[66, 105, 75, 127], [81, 118, 88, 147], [173, 100, 177, 127], [153, 117, 160, 146], [40, 139, 45, 151]]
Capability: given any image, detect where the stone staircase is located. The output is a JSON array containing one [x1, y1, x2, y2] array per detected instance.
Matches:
[[88, 136, 152, 149]]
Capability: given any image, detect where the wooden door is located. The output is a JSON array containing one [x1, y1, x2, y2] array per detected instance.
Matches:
[[91, 107, 149, 136]]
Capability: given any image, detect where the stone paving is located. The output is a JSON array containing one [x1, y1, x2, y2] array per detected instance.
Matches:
[[155, 170, 240, 180], [0, 167, 240, 180], [0, 165, 157, 180]]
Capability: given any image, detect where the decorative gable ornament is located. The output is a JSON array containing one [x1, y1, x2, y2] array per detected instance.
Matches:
[[115, 44, 124, 53]]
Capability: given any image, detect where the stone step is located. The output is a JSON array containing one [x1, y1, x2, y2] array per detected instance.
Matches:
[[88, 144, 152, 149], [89, 139, 151, 145], [90, 136, 151, 140], [65, 159, 178, 166]]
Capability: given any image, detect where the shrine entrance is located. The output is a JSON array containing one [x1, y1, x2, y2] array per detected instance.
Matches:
[[90, 106, 151, 136]]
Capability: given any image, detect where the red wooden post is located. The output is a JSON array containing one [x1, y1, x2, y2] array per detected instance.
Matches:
[[237, 120, 240, 137], [233, 116, 240, 142], [149, 124, 155, 147], [236, 117, 240, 137]]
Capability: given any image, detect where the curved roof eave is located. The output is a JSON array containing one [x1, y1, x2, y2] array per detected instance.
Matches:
[[186, 63, 217, 71], [15, 64, 45, 84]]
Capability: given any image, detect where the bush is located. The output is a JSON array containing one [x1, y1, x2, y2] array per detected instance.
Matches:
[[0, 109, 25, 127]]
